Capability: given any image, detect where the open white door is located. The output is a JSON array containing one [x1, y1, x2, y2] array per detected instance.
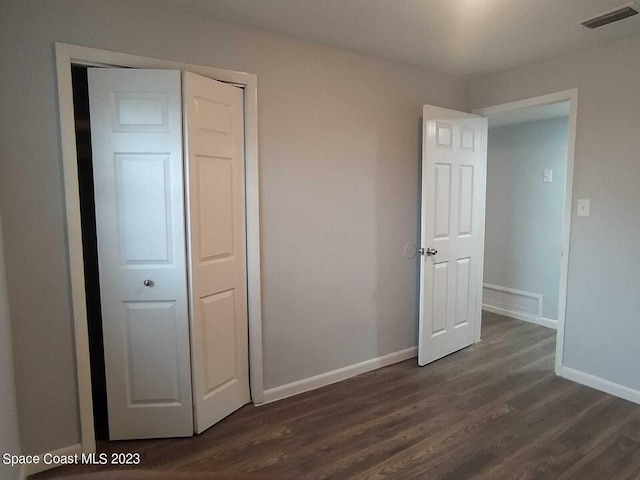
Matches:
[[418, 105, 487, 366], [183, 72, 250, 434], [88, 69, 193, 439]]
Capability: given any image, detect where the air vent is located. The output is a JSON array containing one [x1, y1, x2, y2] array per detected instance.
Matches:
[[581, 3, 640, 29]]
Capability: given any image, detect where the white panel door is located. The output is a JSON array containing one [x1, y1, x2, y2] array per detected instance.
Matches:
[[88, 69, 193, 439], [183, 71, 250, 433], [418, 105, 487, 366]]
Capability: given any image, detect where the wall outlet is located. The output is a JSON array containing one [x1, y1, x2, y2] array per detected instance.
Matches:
[[577, 199, 590, 217], [543, 169, 553, 183]]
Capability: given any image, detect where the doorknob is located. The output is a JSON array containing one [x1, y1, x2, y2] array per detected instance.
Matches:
[[419, 247, 438, 256], [143, 279, 154, 287]]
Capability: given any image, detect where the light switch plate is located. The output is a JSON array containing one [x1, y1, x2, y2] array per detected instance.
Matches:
[[577, 199, 590, 217], [543, 169, 553, 183]]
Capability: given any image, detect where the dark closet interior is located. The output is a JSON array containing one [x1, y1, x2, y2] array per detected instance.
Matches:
[[71, 65, 109, 441]]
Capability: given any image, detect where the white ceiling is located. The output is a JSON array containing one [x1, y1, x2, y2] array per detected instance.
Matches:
[[149, 0, 640, 76], [487, 101, 570, 128]]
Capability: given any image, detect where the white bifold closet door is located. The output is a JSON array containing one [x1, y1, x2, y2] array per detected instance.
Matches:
[[88, 68, 249, 440], [89, 69, 193, 439], [418, 105, 487, 367], [182, 71, 250, 434]]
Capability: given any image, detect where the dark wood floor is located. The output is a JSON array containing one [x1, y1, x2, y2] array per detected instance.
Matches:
[[36, 312, 640, 480]]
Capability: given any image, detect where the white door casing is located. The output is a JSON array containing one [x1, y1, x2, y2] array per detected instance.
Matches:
[[88, 69, 193, 439], [418, 105, 488, 366], [183, 71, 251, 433]]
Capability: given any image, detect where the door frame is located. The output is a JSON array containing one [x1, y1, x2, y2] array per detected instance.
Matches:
[[472, 88, 578, 377], [55, 42, 264, 454]]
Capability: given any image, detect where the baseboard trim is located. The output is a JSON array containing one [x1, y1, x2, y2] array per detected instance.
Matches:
[[561, 367, 640, 405], [261, 347, 418, 405], [482, 304, 557, 330], [21, 443, 83, 478]]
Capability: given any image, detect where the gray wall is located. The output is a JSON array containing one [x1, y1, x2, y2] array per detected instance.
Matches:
[[0, 0, 467, 454], [485, 118, 568, 320], [0, 214, 22, 480], [471, 33, 640, 392]]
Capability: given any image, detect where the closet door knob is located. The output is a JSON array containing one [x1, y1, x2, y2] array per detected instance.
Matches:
[[143, 279, 153, 287]]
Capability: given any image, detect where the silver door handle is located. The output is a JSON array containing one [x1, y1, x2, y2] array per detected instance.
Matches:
[[143, 279, 154, 287], [419, 247, 438, 256]]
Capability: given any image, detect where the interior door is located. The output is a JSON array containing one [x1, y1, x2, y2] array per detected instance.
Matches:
[[183, 71, 250, 433], [418, 105, 487, 366], [88, 68, 193, 439]]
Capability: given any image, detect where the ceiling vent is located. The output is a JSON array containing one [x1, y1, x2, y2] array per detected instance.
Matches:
[[581, 2, 640, 29]]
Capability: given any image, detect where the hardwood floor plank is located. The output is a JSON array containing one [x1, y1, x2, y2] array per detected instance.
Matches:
[[351, 381, 600, 480], [479, 395, 639, 480], [555, 416, 640, 480], [625, 465, 640, 480], [32, 313, 639, 480], [424, 389, 608, 480]]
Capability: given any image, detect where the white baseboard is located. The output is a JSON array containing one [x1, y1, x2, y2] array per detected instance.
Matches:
[[261, 347, 417, 404], [483, 283, 543, 315], [21, 443, 83, 479], [561, 367, 640, 405], [482, 304, 557, 330]]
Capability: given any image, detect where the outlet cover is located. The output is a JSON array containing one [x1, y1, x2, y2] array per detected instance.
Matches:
[[577, 199, 590, 217]]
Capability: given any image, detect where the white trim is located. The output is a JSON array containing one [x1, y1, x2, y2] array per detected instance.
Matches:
[[482, 305, 557, 330], [473, 88, 578, 376], [561, 367, 640, 405], [482, 283, 543, 318], [54, 42, 264, 461], [54, 44, 96, 456], [475, 116, 489, 343], [262, 347, 417, 404], [20, 443, 83, 478], [472, 90, 576, 118]]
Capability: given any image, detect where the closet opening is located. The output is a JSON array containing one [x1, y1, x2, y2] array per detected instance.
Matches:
[[57, 44, 263, 455], [71, 64, 109, 442], [70, 61, 254, 444]]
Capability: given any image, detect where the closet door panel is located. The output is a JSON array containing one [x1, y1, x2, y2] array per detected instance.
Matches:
[[183, 71, 250, 434], [88, 68, 193, 440]]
